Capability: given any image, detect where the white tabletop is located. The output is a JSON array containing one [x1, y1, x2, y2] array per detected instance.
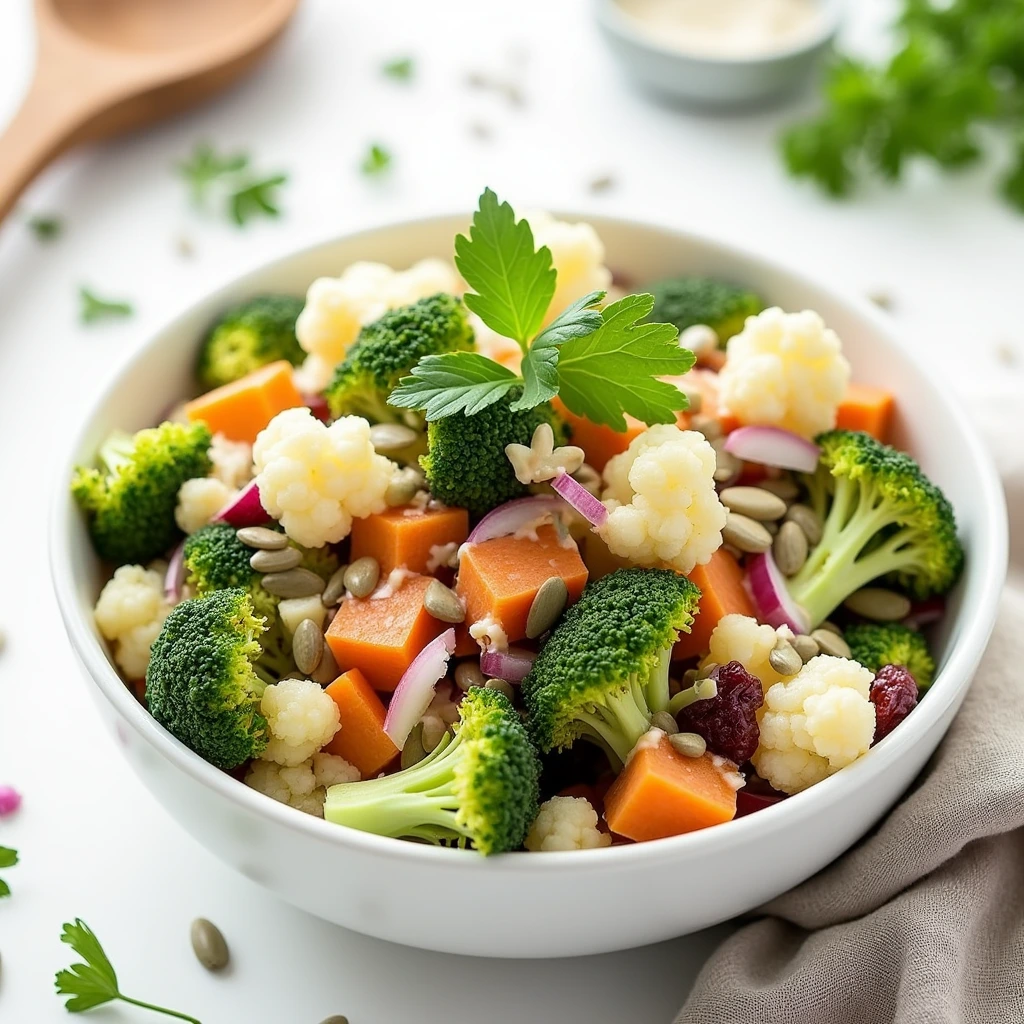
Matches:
[[0, 1, 1019, 1021]]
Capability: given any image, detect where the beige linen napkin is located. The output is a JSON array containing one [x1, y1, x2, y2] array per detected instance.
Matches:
[[678, 384, 1024, 1024]]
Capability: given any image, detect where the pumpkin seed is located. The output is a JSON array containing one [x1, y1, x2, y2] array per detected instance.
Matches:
[[719, 486, 787, 522], [681, 668, 700, 687], [811, 628, 852, 659], [424, 579, 465, 623], [572, 463, 603, 497], [722, 512, 773, 554], [690, 414, 723, 441], [669, 732, 707, 758], [369, 422, 420, 453], [758, 476, 800, 502], [785, 504, 823, 546], [262, 567, 326, 599], [249, 546, 301, 573], [526, 576, 568, 638], [235, 526, 288, 550], [844, 587, 913, 622], [311, 643, 340, 686], [819, 620, 843, 636], [344, 557, 380, 599], [385, 467, 425, 507], [421, 714, 447, 753], [650, 710, 679, 735], [696, 661, 718, 680], [773, 520, 809, 576], [768, 639, 803, 677], [454, 661, 485, 692], [292, 618, 324, 676], [791, 633, 820, 663], [321, 565, 349, 607], [485, 678, 515, 701], [190, 918, 229, 972], [401, 723, 427, 769]]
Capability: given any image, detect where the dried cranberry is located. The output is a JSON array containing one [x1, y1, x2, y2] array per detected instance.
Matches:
[[676, 661, 763, 764], [870, 664, 918, 743], [736, 787, 784, 817]]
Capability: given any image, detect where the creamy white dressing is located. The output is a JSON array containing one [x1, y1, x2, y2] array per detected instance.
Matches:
[[369, 566, 412, 600], [710, 753, 747, 791], [617, 0, 825, 59]]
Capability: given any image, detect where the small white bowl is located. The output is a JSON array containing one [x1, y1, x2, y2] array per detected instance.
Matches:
[[52, 214, 1006, 958], [595, 0, 843, 107]]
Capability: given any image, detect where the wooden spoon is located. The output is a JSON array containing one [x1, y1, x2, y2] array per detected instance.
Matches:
[[0, 0, 301, 222]]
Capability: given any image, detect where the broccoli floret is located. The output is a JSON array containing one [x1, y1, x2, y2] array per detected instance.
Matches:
[[523, 568, 702, 767], [196, 294, 305, 390], [787, 430, 964, 629], [647, 276, 765, 344], [324, 687, 539, 855], [845, 623, 936, 690], [71, 421, 212, 565], [325, 293, 474, 423], [421, 394, 564, 518], [146, 589, 269, 769]]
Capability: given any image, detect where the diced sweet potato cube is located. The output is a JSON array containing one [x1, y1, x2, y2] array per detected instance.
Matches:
[[673, 548, 753, 661], [553, 397, 647, 472], [324, 669, 399, 777], [836, 383, 895, 441], [349, 506, 469, 577], [670, 368, 740, 434]]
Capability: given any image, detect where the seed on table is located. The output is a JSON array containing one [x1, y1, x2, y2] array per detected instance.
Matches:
[[758, 476, 800, 502], [344, 557, 380, 599], [773, 520, 809, 576], [321, 565, 349, 607], [190, 918, 229, 972], [369, 422, 421, 453], [722, 513, 773, 554], [768, 639, 802, 677], [719, 486, 788, 522], [292, 619, 324, 676], [249, 546, 302, 573], [785, 504, 823, 547], [526, 576, 568, 638], [670, 732, 707, 758], [262, 567, 326, 599], [650, 710, 679, 735], [844, 587, 913, 622], [236, 526, 288, 550], [311, 642, 340, 686], [690, 413, 723, 441], [454, 661, 485, 691], [485, 678, 515, 701], [424, 579, 465, 623], [811, 628, 852, 659], [791, 633, 820, 663]]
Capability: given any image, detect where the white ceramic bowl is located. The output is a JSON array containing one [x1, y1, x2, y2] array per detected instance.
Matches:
[[52, 214, 1007, 958]]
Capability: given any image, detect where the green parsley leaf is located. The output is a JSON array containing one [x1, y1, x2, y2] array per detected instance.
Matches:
[[79, 288, 134, 325], [28, 214, 63, 241], [55, 919, 201, 1021], [382, 56, 415, 81], [228, 173, 287, 226], [555, 293, 694, 430], [454, 188, 556, 349], [0, 845, 17, 897], [361, 143, 393, 176], [513, 289, 605, 412], [176, 143, 249, 206], [389, 352, 519, 419]]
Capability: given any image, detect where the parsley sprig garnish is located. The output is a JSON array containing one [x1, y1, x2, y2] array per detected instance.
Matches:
[[79, 288, 134, 325], [388, 189, 693, 429], [176, 143, 288, 226], [382, 56, 415, 81], [28, 214, 63, 241], [361, 143, 393, 176], [0, 845, 17, 897], [55, 919, 201, 1022]]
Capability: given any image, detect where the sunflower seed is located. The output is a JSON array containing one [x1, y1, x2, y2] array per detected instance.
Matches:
[[249, 546, 301, 573], [292, 618, 324, 676], [773, 520, 809, 576], [690, 414, 723, 441], [262, 567, 326, 598], [811, 628, 852, 659], [321, 566, 349, 607], [190, 918, 229, 972], [454, 661, 485, 692], [722, 513, 773, 553], [650, 710, 679, 735], [679, 324, 719, 357], [236, 526, 288, 550], [370, 422, 420, 453], [423, 579, 465, 623], [713, 449, 742, 485], [311, 643, 340, 686], [791, 633, 820, 663], [719, 486, 787, 522], [526, 576, 568, 638], [344, 557, 380, 599], [485, 678, 515, 701], [768, 639, 802, 677], [670, 732, 707, 758], [819, 620, 843, 636], [785, 504, 823, 546], [844, 587, 912, 621], [758, 476, 800, 502]]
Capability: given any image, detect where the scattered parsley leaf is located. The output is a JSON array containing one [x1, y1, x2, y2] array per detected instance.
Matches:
[[176, 143, 249, 206], [28, 214, 63, 241], [555, 293, 694, 430], [79, 288, 134, 325], [454, 188, 556, 349], [0, 845, 17, 897], [228, 173, 288, 226], [361, 143, 393, 177], [382, 56, 415, 81], [55, 919, 201, 1022], [389, 352, 519, 419]]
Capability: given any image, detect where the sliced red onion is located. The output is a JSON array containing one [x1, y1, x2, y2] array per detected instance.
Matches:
[[481, 647, 536, 684], [383, 628, 456, 750], [303, 392, 330, 423], [464, 496, 566, 547], [724, 426, 820, 474], [165, 541, 186, 603], [747, 550, 810, 634], [902, 597, 946, 631], [551, 472, 608, 528], [0, 784, 22, 817], [213, 478, 271, 528]]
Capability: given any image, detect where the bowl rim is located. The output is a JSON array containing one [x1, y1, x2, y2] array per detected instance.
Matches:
[[50, 209, 1008, 873]]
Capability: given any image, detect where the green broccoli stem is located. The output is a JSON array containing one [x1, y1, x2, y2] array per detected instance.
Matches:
[[644, 647, 673, 714], [98, 432, 136, 475], [667, 676, 718, 716], [575, 677, 653, 767]]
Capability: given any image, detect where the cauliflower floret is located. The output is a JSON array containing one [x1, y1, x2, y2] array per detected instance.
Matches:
[[752, 655, 876, 795], [208, 434, 253, 489], [94, 563, 172, 679], [600, 424, 727, 575], [526, 212, 612, 326], [293, 258, 461, 391], [253, 408, 394, 548], [525, 796, 612, 852], [717, 307, 851, 439], [260, 678, 341, 766], [245, 751, 359, 816], [700, 614, 797, 691], [174, 476, 234, 535]]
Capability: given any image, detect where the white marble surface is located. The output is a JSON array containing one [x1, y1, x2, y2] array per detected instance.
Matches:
[[0, 1, 1020, 1021]]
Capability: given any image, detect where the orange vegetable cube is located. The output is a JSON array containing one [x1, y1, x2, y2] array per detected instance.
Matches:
[[604, 735, 738, 841], [456, 524, 588, 643], [349, 505, 469, 577], [836, 383, 895, 441], [553, 397, 647, 472], [673, 548, 753, 661], [324, 669, 398, 777], [325, 574, 444, 692], [184, 360, 304, 443], [671, 368, 740, 434]]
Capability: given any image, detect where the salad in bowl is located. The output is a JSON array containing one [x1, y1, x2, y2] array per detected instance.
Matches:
[[70, 190, 965, 861]]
